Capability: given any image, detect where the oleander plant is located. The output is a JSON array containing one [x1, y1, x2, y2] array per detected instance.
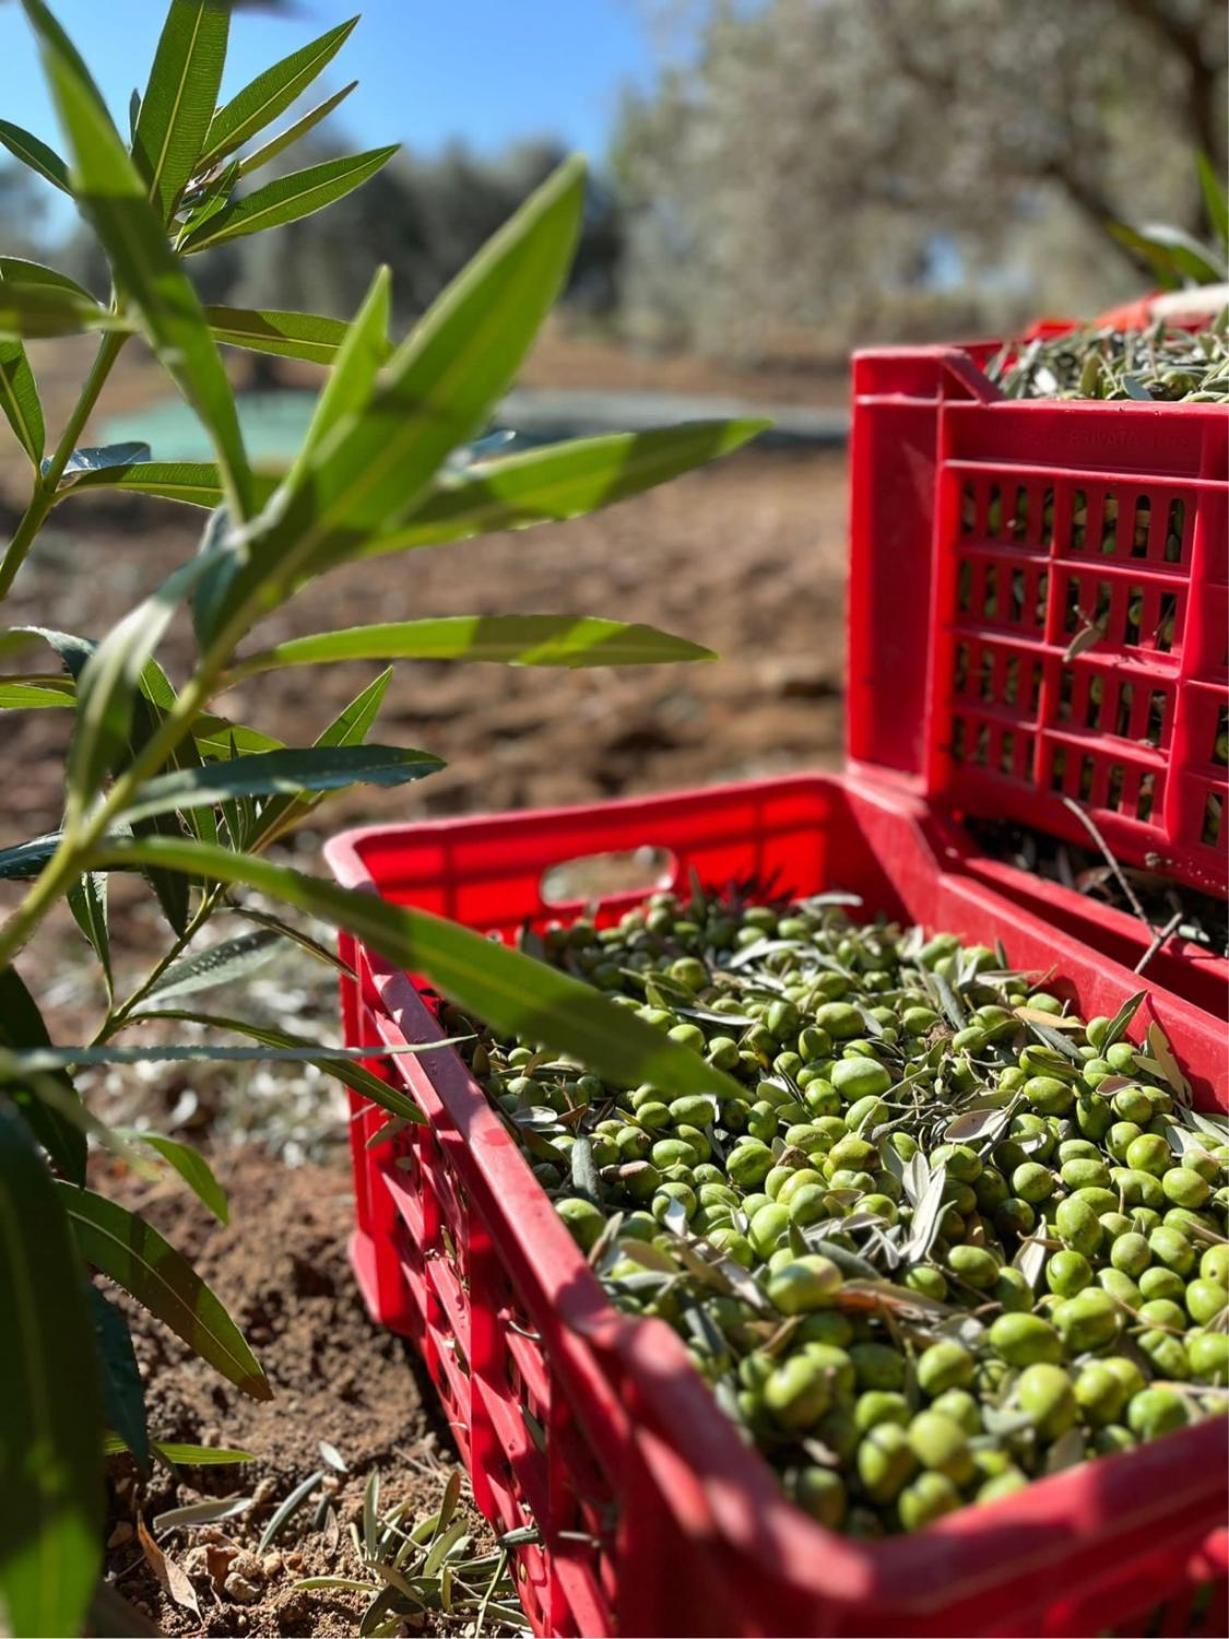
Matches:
[[0, 4, 766, 1632]]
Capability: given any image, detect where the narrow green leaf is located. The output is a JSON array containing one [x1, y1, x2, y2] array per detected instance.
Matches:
[[0, 1108, 102, 1639], [230, 615, 714, 678], [194, 714, 282, 757], [0, 964, 87, 1184], [102, 1433, 255, 1465], [200, 157, 585, 638], [133, 1009, 428, 1122], [133, 0, 230, 221], [0, 337, 41, 458], [259, 1470, 324, 1554], [1196, 153, 1229, 251], [93, 838, 748, 1103], [1106, 222, 1184, 291], [237, 80, 357, 180], [118, 743, 444, 825], [0, 279, 115, 340], [0, 118, 70, 192], [1133, 222, 1228, 284], [174, 155, 239, 249], [144, 928, 284, 1003], [53, 461, 282, 509], [205, 305, 357, 365], [120, 1130, 229, 1225], [61, 440, 152, 476], [0, 677, 72, 708], [57, 1182, 271, 1401], [89, 1285, 150, 1473], [22, 0, 252, 516], [13, 1041, 448, 1075], [201, 15, 359, 167], [228, 907, 355, 977], [290, 267, 391, 481], [0, 832, 64, 881], [248, 666, 392, 847], [0, 263, 44, 462], [360, 421, 768, 561], [67, 871, 112, 1001], [0, 256, 98, 303], [68, 553, 216, 813], [181, 146, 399, 254]]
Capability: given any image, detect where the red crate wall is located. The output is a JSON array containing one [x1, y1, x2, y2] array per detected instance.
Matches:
[[848, 349, 1229, 897]]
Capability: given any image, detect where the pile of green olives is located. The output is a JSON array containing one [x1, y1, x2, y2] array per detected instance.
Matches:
[[451, 889, 1227, 1536]]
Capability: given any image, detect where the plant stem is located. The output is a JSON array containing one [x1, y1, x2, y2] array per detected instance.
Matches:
[[0, 329, 129, 601], [94, 885, 224, 1044]]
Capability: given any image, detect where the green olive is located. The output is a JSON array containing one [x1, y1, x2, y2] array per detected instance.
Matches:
[[907, 1410, 975, 1483], [849, 1341, 907, 1392], [1046, 1248, 1093, 1296], [854, 1390, 910, 1432], [1127, 1386, 1188, 1440], [947, 1244, 999, 1289], [1015, 1363, 1077, 1440], [856, 1423, 917, 1504], [1074, 1363, 1128, 1427], [1012, 1162, 1055, 1204], [792, 1466, 847, 1528], [1185, 1278, 1226, 1326], [1162, 1167, 1212, 1209], [898, 1470, 962, 1529], [989, 1312, 1063, 1367], [763, 1354, 832, 1431], [916, 1339, 975, 1396], [766, 1255, 843, 1315]]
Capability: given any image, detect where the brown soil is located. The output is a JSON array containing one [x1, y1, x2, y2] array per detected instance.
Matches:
[[100, 1150, 497, 1638]]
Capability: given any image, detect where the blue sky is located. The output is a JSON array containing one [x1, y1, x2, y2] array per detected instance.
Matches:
[[1, 0, 658, 231]]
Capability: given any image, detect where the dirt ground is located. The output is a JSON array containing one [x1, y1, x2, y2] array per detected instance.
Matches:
[[2, 333, 849, 1637], [99, 1152, 501, 1638]]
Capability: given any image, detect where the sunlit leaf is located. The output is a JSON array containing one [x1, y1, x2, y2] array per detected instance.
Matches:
[[22, 0, 252, 516], [288, 267, 391, 481], [205, 305, 358, 365], [195, 156, 585, 638], [0, 1108, 102, 1639], [54, 460, 282, 509], [118, 743, 444, 824], [142, 927, 285, 1004], [247, 666, 392, 847], [181, 146, 399, 253], [200, 14, 358, 167], [132, 0, 230, 221], [236, 80, 357, 180], [57, 1182, 271, 1401], [0, 677, 73, 709], [119, 1130, 229, 1224], [355, 420, 768, 564], [229, 614, 714, 678], [0, 279, 115, 339], [0, 117, 70, 192]]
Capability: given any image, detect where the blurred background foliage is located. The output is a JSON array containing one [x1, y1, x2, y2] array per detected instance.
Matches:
[[8, 0, 1223, 373]]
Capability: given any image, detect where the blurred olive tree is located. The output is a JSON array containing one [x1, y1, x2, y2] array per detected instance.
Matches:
[[614, 0, 1227, 360]]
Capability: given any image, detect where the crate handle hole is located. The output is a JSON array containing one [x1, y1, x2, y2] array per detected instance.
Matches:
[[540, 846, 677, 906]]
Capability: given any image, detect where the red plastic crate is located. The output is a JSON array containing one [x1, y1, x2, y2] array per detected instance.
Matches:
[[326, 775, 1228, 1638], [848, 345, 1229, 897]]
